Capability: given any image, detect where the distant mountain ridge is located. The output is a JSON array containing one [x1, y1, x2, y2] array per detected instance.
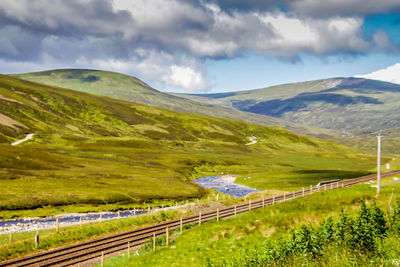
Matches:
[[14, 69, 336, 138], [176, 77, 400, 135]]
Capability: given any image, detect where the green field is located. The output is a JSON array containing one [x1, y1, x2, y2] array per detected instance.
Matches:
[[0, 74, 379, 219], [104, 175, 400, 266]]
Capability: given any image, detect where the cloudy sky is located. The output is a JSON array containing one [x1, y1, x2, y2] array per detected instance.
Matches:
[[0, 0, 400, 93]]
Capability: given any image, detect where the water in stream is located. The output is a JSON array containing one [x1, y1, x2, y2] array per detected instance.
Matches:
[[194, 175, 260, 197], [0, 209, 146, 234], [1, 175, 256, 234]]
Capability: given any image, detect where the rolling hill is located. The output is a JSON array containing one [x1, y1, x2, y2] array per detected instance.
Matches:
[[0, 74, 376, 218], [13, 69, 336, 139], [176, 77, 400, 135]]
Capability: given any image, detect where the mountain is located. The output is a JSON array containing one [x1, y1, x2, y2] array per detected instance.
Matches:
[[175, 77, 400, 135], [13, 69, 337, 139], [0, 74, 375, 217]]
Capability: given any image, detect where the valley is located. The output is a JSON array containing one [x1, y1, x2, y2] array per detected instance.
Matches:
[[0, 74, 378, 220]]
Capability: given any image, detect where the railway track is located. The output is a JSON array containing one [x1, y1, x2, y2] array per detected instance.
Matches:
[[1, 170, 399, 267]]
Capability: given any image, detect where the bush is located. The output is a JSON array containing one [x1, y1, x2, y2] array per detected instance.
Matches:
[[211, 200, 396, 266]]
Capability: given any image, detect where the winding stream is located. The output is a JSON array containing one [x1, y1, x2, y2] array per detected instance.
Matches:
[[1, 175, 257, 234]]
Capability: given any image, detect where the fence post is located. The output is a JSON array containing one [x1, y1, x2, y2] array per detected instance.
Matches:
[[216, 194, 219, 201], [262, 195, 265, 206], [302, 187, 305, 197], [217, 209, 219, 222], [101, 251, 104, 267], [342, 182, 344, 188], [180, 217, 183, 234], [153, 232, 156, 252], [283, 193, 286, 202], [234, 205, 237, 217], [166, 227, 169, 246], [128, 241, 130, 259], [56, 216, 59, 232], [34, 231, 39, 249], [9, 232, 12, 244], [324, 184, 327, 191], [199, 212, 202, 226]]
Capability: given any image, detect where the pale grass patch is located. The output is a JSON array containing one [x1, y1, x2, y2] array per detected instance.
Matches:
[[0, 112, 27, 130], [203, 125, 234, 136], [133, 124, 169, 133]]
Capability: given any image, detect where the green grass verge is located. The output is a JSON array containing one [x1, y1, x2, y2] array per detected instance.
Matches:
[[103, 176, 400, 266], [0, 208, 190, 261]]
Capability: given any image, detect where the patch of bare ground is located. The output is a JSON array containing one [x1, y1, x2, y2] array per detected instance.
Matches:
[[0, 94, 22, 104], [0, 113, 28, 130]]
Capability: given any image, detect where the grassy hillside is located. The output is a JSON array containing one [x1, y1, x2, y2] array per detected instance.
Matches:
[[14, 69, 337, 139], [0, 74, 377, 218], [105, 175, 400, 266], [177, 77, 400, 135]]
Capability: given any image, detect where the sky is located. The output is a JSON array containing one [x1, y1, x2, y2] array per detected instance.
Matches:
[[0, 0, 400, 93]]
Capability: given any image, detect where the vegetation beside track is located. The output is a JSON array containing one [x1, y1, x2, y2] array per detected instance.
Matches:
[[104, 176, 400, 266], [0, 208, 189, 261]]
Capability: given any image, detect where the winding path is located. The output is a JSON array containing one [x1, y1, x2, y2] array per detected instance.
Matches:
[[11, 133, 34, 146], [245, 136, 257, 145]]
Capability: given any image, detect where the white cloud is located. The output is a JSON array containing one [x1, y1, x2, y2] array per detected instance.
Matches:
[[0, 0, 398, 92], [256, 14, 369, 58], [355, 63, 400, 84], [162, 65, 210, 92]]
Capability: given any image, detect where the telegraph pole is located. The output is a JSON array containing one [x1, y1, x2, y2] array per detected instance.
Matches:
[[377, 135, 382, 194]]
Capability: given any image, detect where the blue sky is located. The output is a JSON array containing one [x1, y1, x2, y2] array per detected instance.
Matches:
[[0, 0, 399, 93], [206, 52, 400, 92], [205, 13, 400, 92]]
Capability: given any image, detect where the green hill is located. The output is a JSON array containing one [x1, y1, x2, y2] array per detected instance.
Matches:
[[176, 77, 400, 135], [13, 69, 337, 139], [0, 74, 376, 218]]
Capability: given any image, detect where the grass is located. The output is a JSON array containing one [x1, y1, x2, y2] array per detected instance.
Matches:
[[103, 175, 400, 266], [0, 74, 379, 219], [14, 69, 338, 138], [0, 207, 191, 261], [177, 77, 400, 135]]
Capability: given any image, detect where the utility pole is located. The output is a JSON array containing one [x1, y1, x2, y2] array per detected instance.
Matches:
[[377, 135, 382, 195]]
